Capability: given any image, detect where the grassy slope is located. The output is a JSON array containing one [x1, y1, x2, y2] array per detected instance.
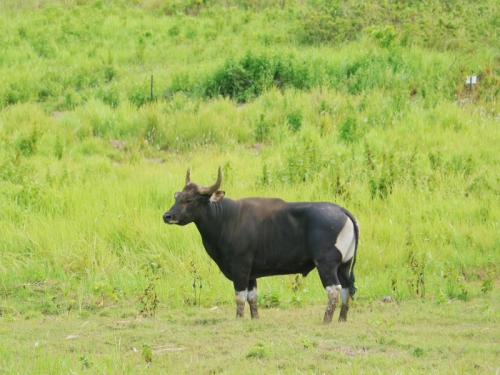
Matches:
[[0, 2, 499, 371]]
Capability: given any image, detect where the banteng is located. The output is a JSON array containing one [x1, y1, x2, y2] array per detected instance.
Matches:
[[162, 167, 359, 324]]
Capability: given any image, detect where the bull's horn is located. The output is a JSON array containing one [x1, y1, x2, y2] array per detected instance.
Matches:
[[198, 166, 222, 195], [185, 168, 191, 185]]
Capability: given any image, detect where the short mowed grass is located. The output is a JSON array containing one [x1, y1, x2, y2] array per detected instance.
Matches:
[[1, 289, 499, 374]]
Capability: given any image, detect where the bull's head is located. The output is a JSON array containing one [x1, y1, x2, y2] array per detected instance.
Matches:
[[163, 167, 225, 226]]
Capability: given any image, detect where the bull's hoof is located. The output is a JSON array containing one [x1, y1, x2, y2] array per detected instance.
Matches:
[[236, 302, 245, 318], [323, 314, 333, 325], [339, 305, 349, 321], [249, 302, 259, 319]]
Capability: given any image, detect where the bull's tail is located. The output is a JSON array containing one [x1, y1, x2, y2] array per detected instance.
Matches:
[[344, 209, 359, 299]]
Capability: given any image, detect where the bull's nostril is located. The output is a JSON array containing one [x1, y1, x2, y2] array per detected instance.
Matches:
[[163, 213, 172, 222]]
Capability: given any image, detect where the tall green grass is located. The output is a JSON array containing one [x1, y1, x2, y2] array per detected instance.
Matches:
[[1, 0, 499, 317], [2, 91, 498, 314]]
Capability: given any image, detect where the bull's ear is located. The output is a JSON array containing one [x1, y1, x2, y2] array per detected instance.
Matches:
[[210, 190, 225, 203]]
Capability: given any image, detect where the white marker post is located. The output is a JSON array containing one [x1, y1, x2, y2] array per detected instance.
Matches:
[[466, 74, 477, 92]]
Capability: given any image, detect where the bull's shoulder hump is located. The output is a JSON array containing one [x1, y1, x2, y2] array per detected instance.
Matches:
[[231, 197, 288, 218], [235, 197, 287, 208], [236, 197, 286, 203], [233, 199, 345, 213]]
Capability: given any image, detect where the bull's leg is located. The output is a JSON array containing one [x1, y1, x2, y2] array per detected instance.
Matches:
[[323, 285, 342, 324], [233, 271, 251, 318], [234, 289, 248, 318], [247, 279, 259, 319], [339, 288, 351, 321], [316, 260, 342, 324], [338, 262, 351, 322]]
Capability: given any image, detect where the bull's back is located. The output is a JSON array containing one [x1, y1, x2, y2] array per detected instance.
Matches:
[[238, 199, 347, 234]]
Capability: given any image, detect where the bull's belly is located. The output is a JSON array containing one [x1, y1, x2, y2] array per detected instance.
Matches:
[[249, 259, 316, 279]]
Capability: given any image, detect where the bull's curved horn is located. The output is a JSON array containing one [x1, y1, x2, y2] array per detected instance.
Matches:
[[198, 166, 222, 195], [185, 168, 191, 185]]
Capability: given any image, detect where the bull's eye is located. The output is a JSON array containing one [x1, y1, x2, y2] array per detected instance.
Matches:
[[185, 198, 194, 204]]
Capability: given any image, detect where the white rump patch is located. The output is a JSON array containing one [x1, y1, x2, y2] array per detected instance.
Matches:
[[335, 217, 356, 263]]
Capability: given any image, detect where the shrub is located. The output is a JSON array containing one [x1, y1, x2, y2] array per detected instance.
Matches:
[[202, 52, 311, 103], [15, 126, 40, 157], [368, 25, 397, 48], [338, 116, 358, 144], [3, 83, 30, 107], [297, 0, 361, 45], [169, 72, 194, 95], [129, 83, 151, 107], [286, 109, 303, 132], [98, 86, 120, 107], [259, 291, 280, 308], [254, 114, 270, 142], [246, 342, 268, 359]]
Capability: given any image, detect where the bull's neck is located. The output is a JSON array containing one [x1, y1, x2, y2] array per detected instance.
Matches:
[[194, 198, 236, 243]]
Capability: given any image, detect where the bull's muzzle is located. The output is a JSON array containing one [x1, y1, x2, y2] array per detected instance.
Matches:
[[163, 213, 174, 223]]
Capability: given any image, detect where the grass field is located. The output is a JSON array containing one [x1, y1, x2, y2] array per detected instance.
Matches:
[[1, 0, 499, 373], [1, 289, 499, 374]]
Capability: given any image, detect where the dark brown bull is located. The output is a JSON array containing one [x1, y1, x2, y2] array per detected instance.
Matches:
[[163, 167, 359, 324]]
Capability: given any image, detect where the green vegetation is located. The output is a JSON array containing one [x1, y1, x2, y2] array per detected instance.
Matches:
[[1, 0, 499, 372], [1, 296, 499, 373]]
